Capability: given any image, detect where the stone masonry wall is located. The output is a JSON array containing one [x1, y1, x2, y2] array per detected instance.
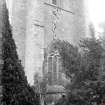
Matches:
[[10, 0, 89, 85]]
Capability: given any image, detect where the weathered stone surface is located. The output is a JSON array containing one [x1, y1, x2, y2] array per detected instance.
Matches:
[[11, 0, 27, 66], [10, 0, 89, 85]]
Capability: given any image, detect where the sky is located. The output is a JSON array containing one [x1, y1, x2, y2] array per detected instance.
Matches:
[[6, 0, 13, 22], [87, 0, 105, 33]]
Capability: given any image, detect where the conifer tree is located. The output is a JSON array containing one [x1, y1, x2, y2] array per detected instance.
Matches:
[[1, 2, 39, 105]]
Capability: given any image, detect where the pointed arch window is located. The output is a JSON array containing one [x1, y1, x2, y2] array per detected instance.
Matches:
[[46, 50, 61, 85]]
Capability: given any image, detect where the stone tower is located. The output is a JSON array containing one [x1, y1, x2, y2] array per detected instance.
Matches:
[[11, 0, 27, 66], [25, 0, 88, 85], [10, 0, 89, 85]]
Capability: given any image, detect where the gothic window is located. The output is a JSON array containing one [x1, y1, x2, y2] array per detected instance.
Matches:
[[52, 56, 57, 83], [47, 50, 61, 85], [47, 56, 53, 85]]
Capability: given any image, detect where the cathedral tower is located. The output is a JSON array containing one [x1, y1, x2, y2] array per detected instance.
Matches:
[[10, 0, 88, 85]]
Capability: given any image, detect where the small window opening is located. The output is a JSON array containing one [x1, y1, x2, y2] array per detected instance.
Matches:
[[52, 0, 57, 5]]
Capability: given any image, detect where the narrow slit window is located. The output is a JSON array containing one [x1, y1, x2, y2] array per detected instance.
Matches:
[[52, 0, 57, 5]]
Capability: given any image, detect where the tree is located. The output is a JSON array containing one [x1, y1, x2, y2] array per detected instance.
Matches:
[[55, 23, 105, 105], [53, 34, 105, 104], [1, 2, 39, 105], [66, 36, 105, 105], [79, 37, 105, 104]]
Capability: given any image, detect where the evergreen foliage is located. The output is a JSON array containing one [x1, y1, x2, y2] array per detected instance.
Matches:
[[1, 3, 39, 105], [65, 37, 105, 105], [54, 37, 105, 105]]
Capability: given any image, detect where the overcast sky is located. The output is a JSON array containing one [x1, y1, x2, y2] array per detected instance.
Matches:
[[6, 0, 13, 22]]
